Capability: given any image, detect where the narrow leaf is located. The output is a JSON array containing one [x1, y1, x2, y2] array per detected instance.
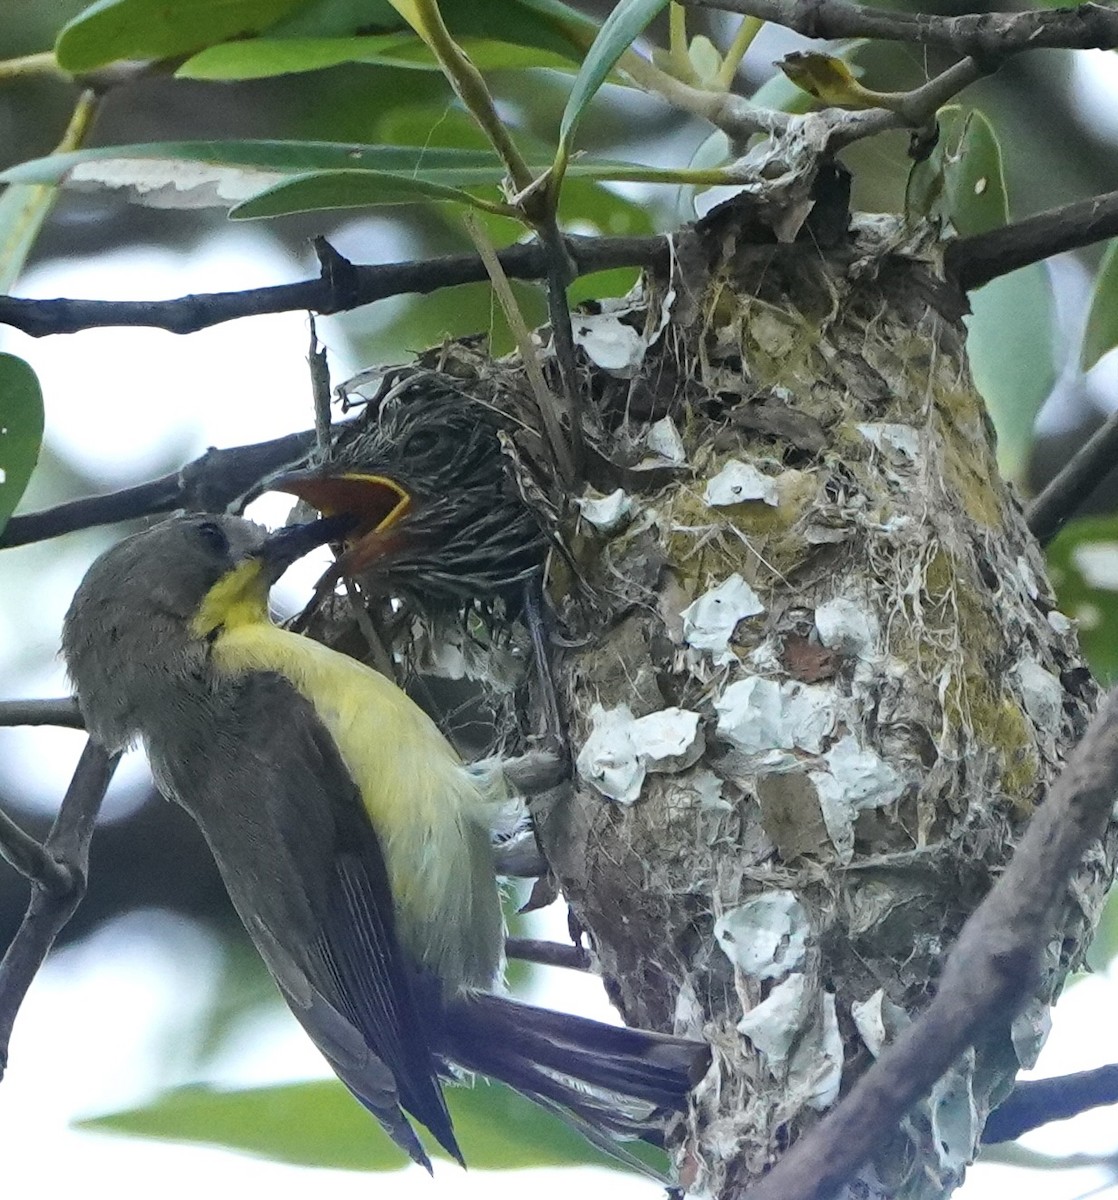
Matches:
[[1047, 516, 1118, 684], [178, 35, 581, 80], [56, 0, 307, 71], [1082, 239, 1118, 371], [965, 263, 1054, 480], [557, 0, 669, 167], [0, 354, 45, 535], [228, 168, 509, 218], [0, 141, 505, 211], [77, 1078, 667, 1175]]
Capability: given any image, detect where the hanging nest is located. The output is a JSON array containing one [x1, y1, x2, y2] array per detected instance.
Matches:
[[298, 188, 1116, 1198]]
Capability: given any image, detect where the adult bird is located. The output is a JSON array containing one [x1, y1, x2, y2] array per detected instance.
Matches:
[[62, 514, 708, 1170], [270, 385, 549, 612]]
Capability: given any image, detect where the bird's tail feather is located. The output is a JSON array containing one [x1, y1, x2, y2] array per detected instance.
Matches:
[[438, 990, 709, 1155]]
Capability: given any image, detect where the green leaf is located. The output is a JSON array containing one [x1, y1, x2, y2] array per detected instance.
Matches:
[[557, 0, 669, 170], [906, 106, 1008, 237], [0, 181, 62, 294], [77, 1078, 667, 1175], [55, 0, 308, 71], [965, 264, 1054, 481], [750, 39, 871, 114], [228, 167, 510, 218], [178, 35, 582, 80], [0, 354, 45, 536], [1046, 516, 1118, 684], [0, 141, 506, 210], [1081, 238, 1118, 371]]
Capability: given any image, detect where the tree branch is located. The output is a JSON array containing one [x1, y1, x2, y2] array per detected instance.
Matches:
[[1027, 404, 1118, 547], [0, 738, 118, 1078], [985, 1064, 1118, 1143], [0, 698, 83, 728], [0, 429, 313, 548], [743, 689, 1118, 1200], [505, 938, 592, 972], [948, 191, 1118, 294], [0, 235, 667, 338], [685, 0, 1118, 55]]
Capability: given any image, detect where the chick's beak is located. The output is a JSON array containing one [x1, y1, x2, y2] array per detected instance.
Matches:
[[269, 469, 413, 575]]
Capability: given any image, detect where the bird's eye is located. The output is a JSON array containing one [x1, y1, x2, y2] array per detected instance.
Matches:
[[196, 520, 229, 555], [403, 429, 441, 458]]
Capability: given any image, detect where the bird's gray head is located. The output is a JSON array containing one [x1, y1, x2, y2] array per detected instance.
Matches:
[[62, 514, 267, 752]]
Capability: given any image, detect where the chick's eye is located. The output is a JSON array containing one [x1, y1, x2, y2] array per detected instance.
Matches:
[[196, 521, 229, 555]]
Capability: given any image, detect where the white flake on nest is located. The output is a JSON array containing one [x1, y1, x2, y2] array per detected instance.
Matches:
[[851, 989, 910, 1057], [575, 488, 633, 533], [736, 975, 842, 1111], [1016, 554, 1040, 601], [714, 890, 808, 980], [811, 735, 904, 862], [646, 416, 686, 464], [576, 703, 703, 805], [714, 676, 835, 755], [703, 459, 779, 507], [571, 310, 645, 374], [1011, 999, 1051, 1069], [928, 1055, 979, 1174], [856, 422, 921, 461], [737, 972, 809, 1066], [806, 991, 843, 1111], [815, 597, 878, 658], [681, 574, 764, 664], [1047, 610, 1074, 635], [1014, 659, 1063, 732]]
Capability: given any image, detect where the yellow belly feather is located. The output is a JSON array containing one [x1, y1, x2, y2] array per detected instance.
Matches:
[[211, 621, 504, 992]]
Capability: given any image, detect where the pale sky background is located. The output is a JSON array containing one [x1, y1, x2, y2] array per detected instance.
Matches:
[[3, 49, 1118, 1200]]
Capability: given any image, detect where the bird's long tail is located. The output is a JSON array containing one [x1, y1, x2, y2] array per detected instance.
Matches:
[[437, 991, 709, 1161]]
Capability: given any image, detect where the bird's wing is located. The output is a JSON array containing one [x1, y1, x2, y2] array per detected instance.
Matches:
[[151, 669, 459, 1167]]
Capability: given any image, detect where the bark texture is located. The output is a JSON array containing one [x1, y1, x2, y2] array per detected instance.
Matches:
[[521, 202, 1116, 1198]]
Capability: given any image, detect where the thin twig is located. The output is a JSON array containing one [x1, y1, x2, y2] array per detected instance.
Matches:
[[743, 690, 1118, 1200], [985, 1064, 1118, 1143], [462, 213, 577, 487], [685, 0, 1118, 56], [0, 738, 118, 1078], [1, 429, 313, 548], [505, 938, 592, 972], [0, 698, 83, 728], [307, 315, 332, 456], [1027, 405, 1118, 546], [0, 235, 669, 338]]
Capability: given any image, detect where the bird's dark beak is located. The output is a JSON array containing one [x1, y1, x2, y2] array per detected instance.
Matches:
[[268, 470, 412, 574], [257, 514, 357, 585]]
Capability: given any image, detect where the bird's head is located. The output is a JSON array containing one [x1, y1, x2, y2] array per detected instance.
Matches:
[[268, 391, 518, 583], [62, 513, 348, 749]]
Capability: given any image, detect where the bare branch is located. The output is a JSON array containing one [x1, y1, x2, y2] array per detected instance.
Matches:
[[743, 690, 1118, 1200], [0, 739, 118, 1078], [985, 1064, 1118, 1143], [0, 698, 83, 728], [685, 0, 1118, 56], [1027, 404, 1118, 547], [0, 235, 667, 338], [505, 938, 592, 972], [1, 429, 313, 549], [948, 191, 1118, 293]]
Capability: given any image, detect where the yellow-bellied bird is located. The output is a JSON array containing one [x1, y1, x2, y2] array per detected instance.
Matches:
[[270, 390, 548, 610], [62, 514, 708, 1169]]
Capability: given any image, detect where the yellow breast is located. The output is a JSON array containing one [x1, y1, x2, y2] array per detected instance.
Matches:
[[210, 620, 504, 991]]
